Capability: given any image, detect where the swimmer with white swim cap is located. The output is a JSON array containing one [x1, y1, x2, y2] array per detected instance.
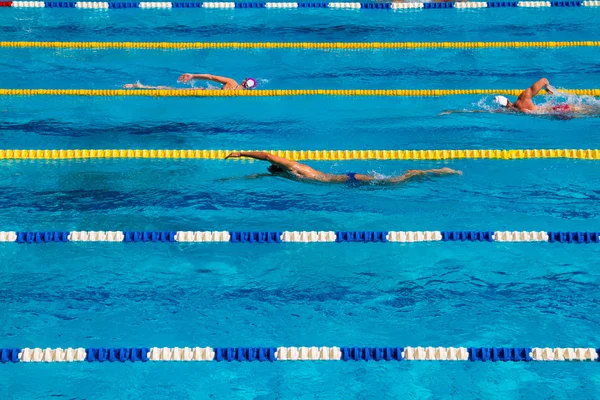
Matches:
[[124, 73, 257, 91], [493, 78, 564, 113], [441, 78, 579, 116]]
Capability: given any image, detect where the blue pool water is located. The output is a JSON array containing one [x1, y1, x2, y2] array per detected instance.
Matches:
[[1, 6, 600, 399]]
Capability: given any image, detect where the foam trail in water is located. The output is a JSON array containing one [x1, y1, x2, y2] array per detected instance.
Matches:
[[476, 97, 496, 112], [535, 88, 600, 116], [366, 170, 387, 179]]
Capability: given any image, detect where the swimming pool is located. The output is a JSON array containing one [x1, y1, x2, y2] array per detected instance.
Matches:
[[1, 4, 600, 399]]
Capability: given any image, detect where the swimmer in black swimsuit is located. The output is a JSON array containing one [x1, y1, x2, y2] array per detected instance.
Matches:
[[224, 152, 461, 184]]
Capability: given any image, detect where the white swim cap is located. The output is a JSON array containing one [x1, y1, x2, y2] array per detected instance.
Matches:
[[494, 95, 509, 107]]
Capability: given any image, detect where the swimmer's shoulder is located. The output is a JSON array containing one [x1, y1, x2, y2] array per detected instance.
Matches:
[[224, 81, 242, 90]]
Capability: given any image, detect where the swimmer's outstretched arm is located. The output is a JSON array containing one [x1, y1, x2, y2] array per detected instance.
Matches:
[[179, 73, 236, 86], [225, 151, 298, 170]]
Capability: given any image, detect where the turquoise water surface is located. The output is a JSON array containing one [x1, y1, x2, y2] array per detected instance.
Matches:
[[1, 5, 600, 399]]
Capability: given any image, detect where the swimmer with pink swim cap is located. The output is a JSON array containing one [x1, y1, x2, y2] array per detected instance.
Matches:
[[241, 78, 257, 89], [124, 73, 258, 91]]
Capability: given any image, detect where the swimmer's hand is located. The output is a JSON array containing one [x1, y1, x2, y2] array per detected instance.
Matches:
[[446, 168, 463, 176], [123, 81, 144, 89], [225, 151, 241, 159], [432, 167, 462, 176], [178, 73, 194, 83]]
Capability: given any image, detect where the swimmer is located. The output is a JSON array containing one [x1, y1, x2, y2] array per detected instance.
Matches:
[[224, 151, 461, 184], [123, 74, 257, 90], [441, 78, 581, 117], [493, 78, 563, 113]]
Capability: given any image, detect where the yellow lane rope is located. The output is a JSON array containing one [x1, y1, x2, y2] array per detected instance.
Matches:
[[1, 89, 599, 96], [0, 149, 598, 160], [1, 41, 599, 50]]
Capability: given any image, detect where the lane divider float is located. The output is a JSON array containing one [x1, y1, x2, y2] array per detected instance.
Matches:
[[2, 41, 599, 49], [1, 231, 598, 243], [0, 88, 598, 96], [1, 1, 597, 9], [0, 149, 598, 160], [1, 346, 598, 363]]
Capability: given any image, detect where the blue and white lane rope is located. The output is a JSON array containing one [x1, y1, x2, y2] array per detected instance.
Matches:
[[0, 231, 599, 243], [2, 1, 598, 9], [1, 347, 599, 363]]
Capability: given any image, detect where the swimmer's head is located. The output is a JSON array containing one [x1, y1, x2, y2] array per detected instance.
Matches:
[[494, 95, 513, 108], [242, 78, 257, 90], [267, 165, 284, 175]]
